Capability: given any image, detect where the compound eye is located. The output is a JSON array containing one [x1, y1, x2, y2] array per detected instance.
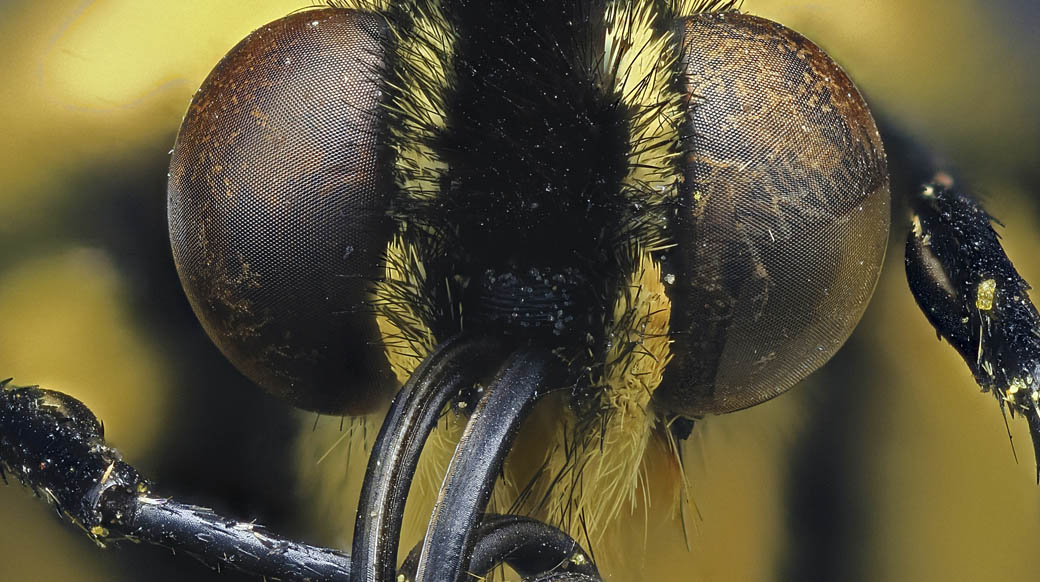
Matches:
[[167, 9, 395, 414], [655, 13, 890, 416]]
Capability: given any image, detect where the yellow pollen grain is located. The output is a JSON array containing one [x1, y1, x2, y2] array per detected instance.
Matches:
[[1005, 378, 1029, 404], [976, 279, 997, 311]]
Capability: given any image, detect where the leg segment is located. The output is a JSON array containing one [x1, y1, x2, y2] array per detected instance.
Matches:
[[896, 129, 1040, 476]]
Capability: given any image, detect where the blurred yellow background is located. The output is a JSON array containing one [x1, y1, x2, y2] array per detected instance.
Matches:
[[0, 1, 1037, 581]]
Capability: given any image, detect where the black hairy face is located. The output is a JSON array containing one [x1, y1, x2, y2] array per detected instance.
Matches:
[[421, 0, 632, 351]]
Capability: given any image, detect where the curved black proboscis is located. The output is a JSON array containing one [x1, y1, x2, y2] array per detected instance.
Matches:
[[399, 514, 600, 580], [350, 336, 502, 582], [466, 514, 600, 579], [414, 349, 557, 582], [524, 574, 603, 582]]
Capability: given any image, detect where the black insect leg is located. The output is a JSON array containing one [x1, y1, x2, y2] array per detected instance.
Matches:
[[0, 383, 353, 580], [893, 128, 1040, 477]]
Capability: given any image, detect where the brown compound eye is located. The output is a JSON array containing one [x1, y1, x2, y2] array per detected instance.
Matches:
[[167, 9, 396, 414], [655, 13, 890, 416]]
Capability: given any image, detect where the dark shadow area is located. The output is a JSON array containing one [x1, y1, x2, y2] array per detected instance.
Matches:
[[779, 332, 873, 582]]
